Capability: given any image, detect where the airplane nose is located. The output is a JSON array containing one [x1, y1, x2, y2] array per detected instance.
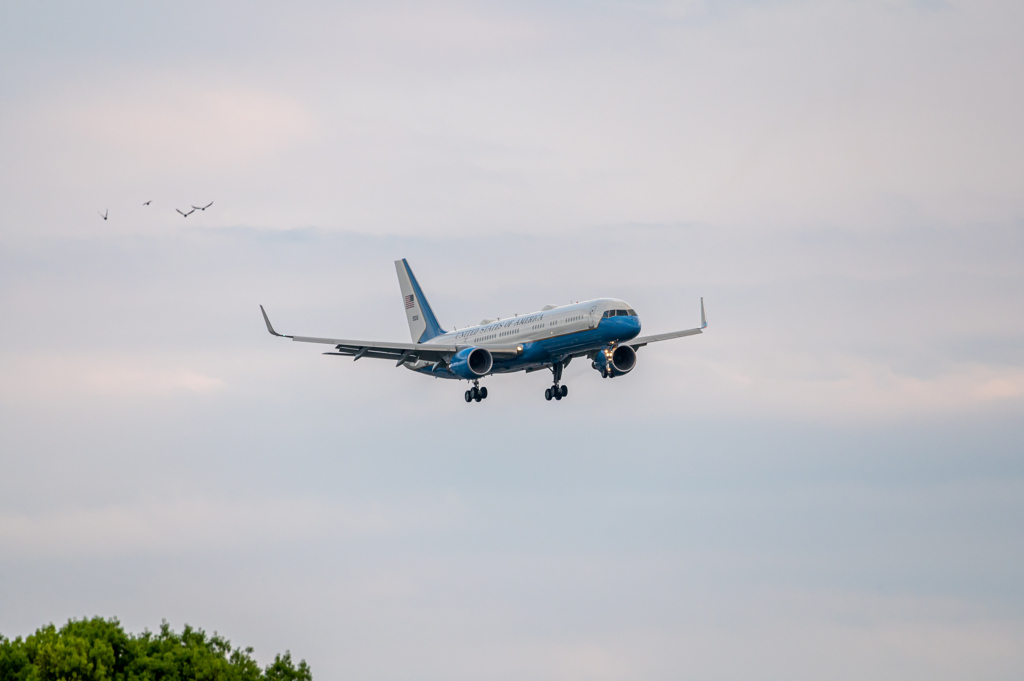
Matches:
[[617, 315, 640, 339]]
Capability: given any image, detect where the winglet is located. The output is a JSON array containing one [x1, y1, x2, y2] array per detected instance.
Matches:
[[700, 297, 707, 329], [260, 305, 291, 338]]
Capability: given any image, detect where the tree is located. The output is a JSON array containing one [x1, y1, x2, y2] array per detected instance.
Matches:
[[0, 618, 311, 681]]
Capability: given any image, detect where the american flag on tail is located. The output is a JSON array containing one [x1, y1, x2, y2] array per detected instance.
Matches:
[[404, 294, 415, 309]]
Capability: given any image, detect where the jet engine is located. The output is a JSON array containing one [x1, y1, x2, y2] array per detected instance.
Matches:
[[592, 344, 636, 378], [449, 347, 493, 379]]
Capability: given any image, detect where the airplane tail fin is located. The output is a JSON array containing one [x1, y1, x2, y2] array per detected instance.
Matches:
[[395, 259, 446, 343]]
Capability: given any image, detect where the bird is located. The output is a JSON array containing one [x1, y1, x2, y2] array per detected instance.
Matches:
[[191, 201, 213, 211], [176, 208, 195, 218], [99, 209, 108, 220], [143, 200, 152, 206]]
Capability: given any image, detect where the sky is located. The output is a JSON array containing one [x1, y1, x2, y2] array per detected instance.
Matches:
[[1, 1, 1023, 679]]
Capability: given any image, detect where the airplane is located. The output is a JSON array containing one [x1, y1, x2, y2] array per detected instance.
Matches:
[[260, 259, 706, 403]]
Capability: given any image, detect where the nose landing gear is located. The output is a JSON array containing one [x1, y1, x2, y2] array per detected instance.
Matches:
[[464, 380, 488, 403], [544, 362, 569, 401]]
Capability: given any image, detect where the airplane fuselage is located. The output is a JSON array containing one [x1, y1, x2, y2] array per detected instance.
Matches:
[[408, 298, 641, 378], [260, 259, 705, 403]]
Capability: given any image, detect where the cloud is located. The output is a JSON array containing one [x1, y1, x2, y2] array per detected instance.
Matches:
[[20, 78, 317, 174], [0, 353, 227, 402], [648, 350, 1024, 423], [0, 3, 1022, 679], [3, 1, 1022, 238], [0, 495, 467, 559], [0, 76, 318, 235], [532, 608, 1024, 681]]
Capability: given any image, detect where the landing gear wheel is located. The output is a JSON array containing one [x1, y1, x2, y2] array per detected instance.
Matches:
[[554, 390, 562, 400], [545, 388, 552, 401], [560, 385, 568, 397], [480, 386, 488, 399], [465, 390, 472, 402]]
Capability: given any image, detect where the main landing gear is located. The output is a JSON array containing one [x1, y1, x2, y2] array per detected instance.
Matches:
[[464, 380, 488, 403], [544, 384, 568, 401], [544, 362, 569, 401]]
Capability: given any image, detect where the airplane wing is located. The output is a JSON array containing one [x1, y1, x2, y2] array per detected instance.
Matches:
[[260, 306, 521, 366], [627, 298, 707, 350]]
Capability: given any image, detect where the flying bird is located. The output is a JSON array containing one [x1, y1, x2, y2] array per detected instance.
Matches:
[[191, 201, 213, 211], [176, 208, 195, 218], [99, 209, 108, 220], [143, 200, 152, 206]]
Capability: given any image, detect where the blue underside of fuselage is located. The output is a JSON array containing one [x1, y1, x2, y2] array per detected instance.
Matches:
[[416, 317, 641, 379]]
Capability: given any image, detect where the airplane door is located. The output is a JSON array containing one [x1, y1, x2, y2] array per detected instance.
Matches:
[[589, 306, 598, 328]]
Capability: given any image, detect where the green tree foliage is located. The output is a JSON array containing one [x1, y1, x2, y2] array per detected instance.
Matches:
[[0, 618, 311, 681]]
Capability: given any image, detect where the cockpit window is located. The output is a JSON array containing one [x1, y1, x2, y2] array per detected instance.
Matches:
[[602, 309, 637, 318]]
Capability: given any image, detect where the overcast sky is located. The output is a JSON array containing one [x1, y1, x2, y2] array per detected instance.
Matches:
[[2, 1, 1023, 680]]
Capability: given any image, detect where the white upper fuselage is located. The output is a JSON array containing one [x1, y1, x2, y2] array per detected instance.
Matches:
[[421, 298, 635, 348]]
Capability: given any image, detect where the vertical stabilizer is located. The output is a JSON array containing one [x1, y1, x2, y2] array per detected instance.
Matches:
[[395, 259, 446, 342]]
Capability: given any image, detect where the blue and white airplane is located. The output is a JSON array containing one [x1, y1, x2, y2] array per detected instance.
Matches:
[[260, 259, 706, 403]]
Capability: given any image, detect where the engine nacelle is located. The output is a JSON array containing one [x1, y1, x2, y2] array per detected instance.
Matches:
[[449, 347, 493, 379], [592, 344, 636, 377]]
